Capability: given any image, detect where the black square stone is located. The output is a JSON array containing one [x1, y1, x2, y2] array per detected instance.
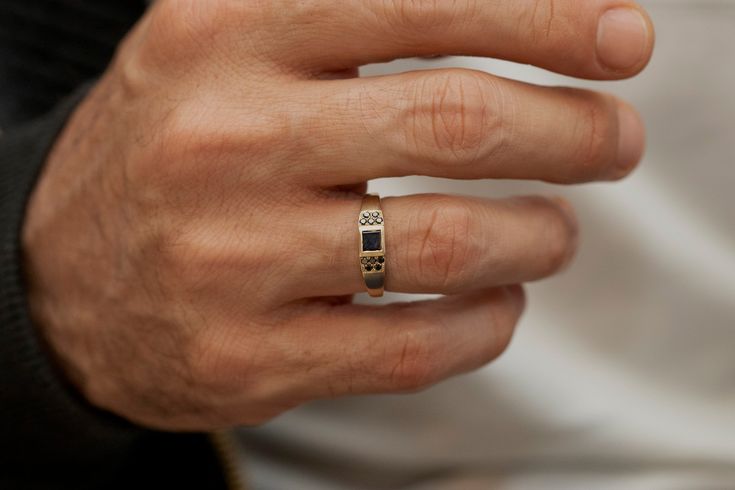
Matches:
[[362, 230, 382, 251]]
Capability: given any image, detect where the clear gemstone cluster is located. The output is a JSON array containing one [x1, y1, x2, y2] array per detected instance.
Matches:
[[359, 210, 383, 226]]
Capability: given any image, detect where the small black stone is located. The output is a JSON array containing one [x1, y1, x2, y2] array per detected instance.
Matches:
[[375, 264, 382, 271], [365, 264, 373, 271], [369, 257, 376, 264], [378, 256, 384, 263]]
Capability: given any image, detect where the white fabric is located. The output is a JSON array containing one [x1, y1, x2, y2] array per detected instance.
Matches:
[[233, 2, 735, 488]]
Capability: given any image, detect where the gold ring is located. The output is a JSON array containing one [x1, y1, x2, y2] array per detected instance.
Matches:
[[358, 194, 385, 297]]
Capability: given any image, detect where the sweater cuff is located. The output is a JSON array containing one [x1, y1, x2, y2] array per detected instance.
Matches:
[[0, 84, 149, 480]]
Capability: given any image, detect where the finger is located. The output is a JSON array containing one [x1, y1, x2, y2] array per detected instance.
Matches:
[[279, 285, 525, 400], [300, 69, 645, 185], [270, 0, 654, 80], [286, 193, 577, 299]]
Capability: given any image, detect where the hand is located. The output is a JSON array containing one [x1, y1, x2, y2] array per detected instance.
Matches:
[[22, 0, 653, 430]]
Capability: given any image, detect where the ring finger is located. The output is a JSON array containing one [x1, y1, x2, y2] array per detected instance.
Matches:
[[286, 193, 578, 299]]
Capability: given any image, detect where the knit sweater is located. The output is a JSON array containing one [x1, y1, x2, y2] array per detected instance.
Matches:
[[0, 1, 229, 488]]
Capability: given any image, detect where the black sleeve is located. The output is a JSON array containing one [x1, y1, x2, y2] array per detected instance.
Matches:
[[0, 85, 143, 488], [0, 93, 231, 490], [0, 2, 230, 489]]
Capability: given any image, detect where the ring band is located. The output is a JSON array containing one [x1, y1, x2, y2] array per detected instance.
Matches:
[[358, 194, 385, 297]]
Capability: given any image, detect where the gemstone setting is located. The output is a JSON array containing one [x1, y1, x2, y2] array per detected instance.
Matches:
[[361, 230, 382, 251], [359, 208, 385, 276]]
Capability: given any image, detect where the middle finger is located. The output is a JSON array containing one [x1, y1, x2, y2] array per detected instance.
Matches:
[[299, 70, 644, 185]]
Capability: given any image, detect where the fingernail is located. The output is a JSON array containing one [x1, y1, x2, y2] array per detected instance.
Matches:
[[503, 285, 526, 313], [548, 196, 579, 270], [549, 195, 575, 218], [616, 100, 645, 173], [596, 8, 650, 71]]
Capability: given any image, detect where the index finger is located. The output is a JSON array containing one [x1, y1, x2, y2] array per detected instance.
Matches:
[[269, 0, 654, 80]]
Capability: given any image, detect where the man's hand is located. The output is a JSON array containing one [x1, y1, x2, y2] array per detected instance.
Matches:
[[22, 0, 653, 430]]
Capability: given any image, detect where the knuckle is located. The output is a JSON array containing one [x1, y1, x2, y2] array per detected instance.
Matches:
[[159, 105, 228, 165], [153, 0, 249, 45], [385, 324, 440, 392], [281, 0, 332, 26], [523, 0, 559, 42], [159, 105, 207, 159], [404, 70, 505, 166], [138, 0, 267, 75], [153, 223, 279, 294], [152, 226, 229, 291], [124, 101, 209, 190], [149, 0, 209, 49], [409, 197, 477, 291], [186, 328, 262, 394], [136, 100, 290, 188], [152, 227, 202, 285], [378, 0, 478, 32], [187, 326, 297, 425]]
